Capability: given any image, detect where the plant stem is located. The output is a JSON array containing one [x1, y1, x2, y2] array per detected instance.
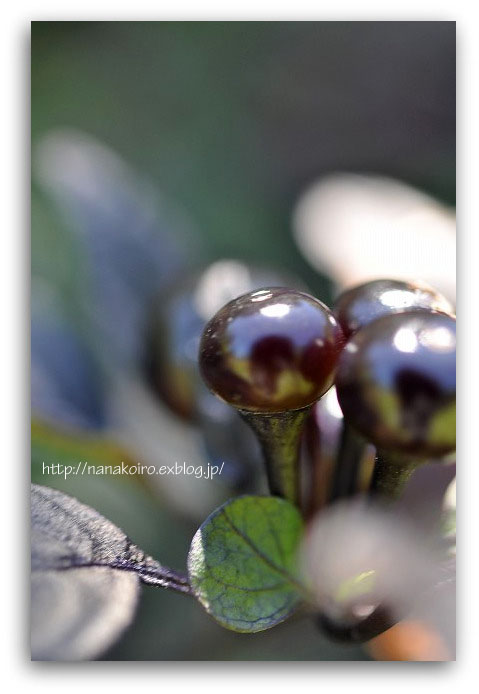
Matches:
[[316, 604, 396, 643], [369, 452, 420, 500], [112, 556, 192, 594], [239, 406, 311, 506], [329, 423, 365, 502]]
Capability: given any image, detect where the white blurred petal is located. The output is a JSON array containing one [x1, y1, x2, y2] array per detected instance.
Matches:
[[293, 174, 456, 302], [302, 499, 438, 623], [443, 477, 456, 512]]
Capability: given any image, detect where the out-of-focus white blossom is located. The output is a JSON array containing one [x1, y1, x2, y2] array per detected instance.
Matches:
[[293, 174, 456, 302], [302, 499, 440, 625]]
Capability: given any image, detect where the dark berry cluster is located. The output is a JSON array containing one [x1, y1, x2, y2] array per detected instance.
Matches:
[[199, 279, 456, 504]]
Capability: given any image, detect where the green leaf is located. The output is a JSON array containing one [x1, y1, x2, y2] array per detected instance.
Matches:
[[187, 495, 305, 633]]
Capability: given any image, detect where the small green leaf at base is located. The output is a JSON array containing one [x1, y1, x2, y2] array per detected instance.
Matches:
[[187, 495, 305, 633]]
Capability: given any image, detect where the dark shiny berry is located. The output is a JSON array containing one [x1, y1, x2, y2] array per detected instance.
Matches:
[[199, 287, 345, 413], [334, 279, 453, 340], [148, 260, 299, 419], [336, 311, 456, 458]]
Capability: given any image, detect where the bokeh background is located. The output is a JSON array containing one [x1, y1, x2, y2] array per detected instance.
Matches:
[[31, 21, 456, 660]]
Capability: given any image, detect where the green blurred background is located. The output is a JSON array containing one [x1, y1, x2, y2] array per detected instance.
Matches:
[[32, 21, 455, 288], [31, 21, 455, 660]]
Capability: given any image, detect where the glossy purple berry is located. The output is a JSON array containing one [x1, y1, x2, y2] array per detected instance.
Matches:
[[334, 279, 453, 340], [336, 311, 456, 458], [198, 287, 345, 505], [199, 287, 345, 414]]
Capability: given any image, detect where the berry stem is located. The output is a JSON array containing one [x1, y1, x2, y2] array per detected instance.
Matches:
[[316, 605, 396, 643], [329, 424, 365, 502], [369, 452, 420, 500], [239, 407, 311, 506]]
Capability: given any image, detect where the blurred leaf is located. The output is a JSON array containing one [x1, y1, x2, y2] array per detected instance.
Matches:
[[31, 484, 190, 660], [32, 566, 139, 662], [32, 417, 199, 593], [31, 483, 190, 588], [31, 185, 87, 317], [31, 317, 106, 431], [31, 418, 160, 546], [33, 130, 195, 368], [106, 374, 234, 520], [187, 495, 304, 633], [31, 419, 137, 478]]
